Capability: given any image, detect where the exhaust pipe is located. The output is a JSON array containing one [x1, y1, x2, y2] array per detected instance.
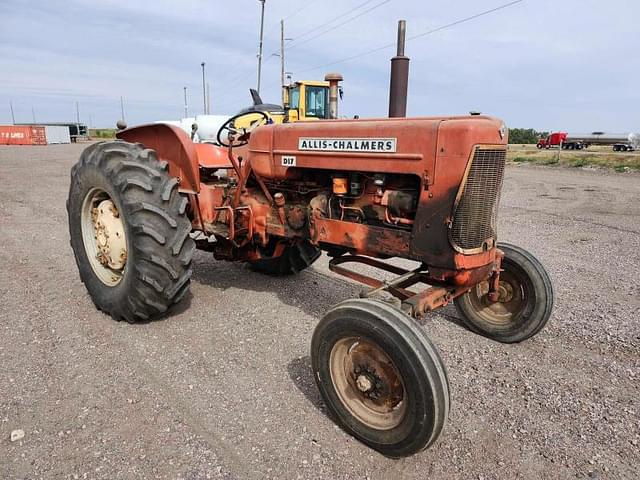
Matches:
[[325, 72, 343, 119], [389, 20, 409, 118]]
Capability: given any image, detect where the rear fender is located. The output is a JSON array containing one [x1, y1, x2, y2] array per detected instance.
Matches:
[[116, 123, 200, 193]]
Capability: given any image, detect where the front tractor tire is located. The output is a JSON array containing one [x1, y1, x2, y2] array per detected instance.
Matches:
[[311, 299, 450, 458], [67, 141, 195, 323], [454, 243, 554, 343]]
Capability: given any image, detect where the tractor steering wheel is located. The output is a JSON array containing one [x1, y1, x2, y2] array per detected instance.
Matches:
[[216, 110, 271, 148]]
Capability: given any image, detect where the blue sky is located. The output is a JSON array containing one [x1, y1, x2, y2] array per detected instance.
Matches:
[[1, 0, 638, 132]]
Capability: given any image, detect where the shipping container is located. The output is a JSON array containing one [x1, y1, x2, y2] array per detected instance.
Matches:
[[45, 125, 71, 144], [31, 126, 47, 145], [0, 125, 50, 145], [0, 125, 33, 145], [16, 122, 87, 142]]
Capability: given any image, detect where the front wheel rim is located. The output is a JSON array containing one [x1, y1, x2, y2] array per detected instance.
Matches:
[[467, 265, 531, 327], [81, 188, 128, 286], [329, 336, 407, 430]]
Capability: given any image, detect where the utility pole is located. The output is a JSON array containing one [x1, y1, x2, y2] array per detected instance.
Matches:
[[120, 96, 125, 121], [183, 86, 188, 118], [9, 101, 15, 124], [280, 19, 285, 105], [201, 62, 207, 114], [89, 114, 93, 129], [206, 82, 211, 115], [32, 107, 36, 123], [76, 102, 80, 123], [256, 0, 266, 94]]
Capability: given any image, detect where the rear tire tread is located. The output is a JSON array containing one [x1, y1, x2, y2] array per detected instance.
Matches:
[[67, 141, 195, 323]]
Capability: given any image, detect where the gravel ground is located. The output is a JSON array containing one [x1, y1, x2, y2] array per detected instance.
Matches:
[[0, 144, 638, 480]]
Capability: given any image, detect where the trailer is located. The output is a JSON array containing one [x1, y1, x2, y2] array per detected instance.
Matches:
[[537, 131, 638, 151], [44, 125, 71, 144]]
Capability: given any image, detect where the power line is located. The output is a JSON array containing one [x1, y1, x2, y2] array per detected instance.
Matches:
[[219, 0, 523, 109], [281, 0, 319, 23], [223, 0, 386, 92], [264, 0, 385, 62], [287, 0, 378, 46], [264, 0, 319, 37], [408, 0, 524, 41], [210, 1, 307, 93], [296, 0, 525, 74], [287, 0, 392, 52]]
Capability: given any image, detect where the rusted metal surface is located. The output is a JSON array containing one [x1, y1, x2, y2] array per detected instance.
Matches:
[[248, 115, 505, 269], [409, 117, 506, 270], [329, 337, 406, 429], [487, 248, 504, 303], [328, 254, 497, 319], [329, 255, 415, 294], [312, 217, 411, 258], [117, 123, 201, 193], [449, 147, 506, 254], [403, 285, 469, 318], [118, 111, 508, 320], [285, 205, 307, 230]]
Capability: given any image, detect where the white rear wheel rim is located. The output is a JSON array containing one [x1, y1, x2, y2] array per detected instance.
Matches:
[[81, 188, 127, 286]]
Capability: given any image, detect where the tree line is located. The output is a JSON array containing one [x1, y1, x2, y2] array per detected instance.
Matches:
[[508, 128, 549, 144]]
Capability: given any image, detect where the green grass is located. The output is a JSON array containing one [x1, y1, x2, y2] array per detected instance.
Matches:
[[507, 146, 639, 172], [89, 128, 117, 139], [570, 158, 588, 168]]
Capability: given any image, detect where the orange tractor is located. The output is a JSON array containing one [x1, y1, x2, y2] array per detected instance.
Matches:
[[67, 73, 553, 457]]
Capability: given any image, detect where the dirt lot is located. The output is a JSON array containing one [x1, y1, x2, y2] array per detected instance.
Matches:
[[1, 144, 638, 480]]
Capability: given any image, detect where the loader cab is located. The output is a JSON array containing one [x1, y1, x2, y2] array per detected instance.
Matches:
[[230, 79, 335, 131], [283, 80, 330, 122]]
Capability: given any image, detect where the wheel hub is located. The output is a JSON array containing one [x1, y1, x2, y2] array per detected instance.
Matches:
[[469, 268, 527, 326], [497, 281, 514, 302], [329, 337, 406, 430], [81, 188, 128, 286], [355, 373, 374, 393], [91, 200, 127, 270]]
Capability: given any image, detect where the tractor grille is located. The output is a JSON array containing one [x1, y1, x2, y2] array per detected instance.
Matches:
[[450, 147, 506, 252]]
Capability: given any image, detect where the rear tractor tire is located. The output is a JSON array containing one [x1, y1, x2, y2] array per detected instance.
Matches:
[[311, 299, 450, 457], [67, 141, 195, 323], [454, 243, 554, 343], [249, 239, 320, 275]]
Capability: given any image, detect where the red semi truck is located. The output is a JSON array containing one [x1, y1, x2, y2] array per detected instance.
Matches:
[[537, 132, 571, 149], [537, 132, 637, 151]]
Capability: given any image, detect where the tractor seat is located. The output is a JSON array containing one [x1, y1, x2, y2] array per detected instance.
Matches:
[[196, 143, 232, 170]]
